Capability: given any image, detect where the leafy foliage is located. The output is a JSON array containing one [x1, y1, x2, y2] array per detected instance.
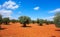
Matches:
[[31, 20, 36, 24], [37, 19, 44, 26], [43, 20, 48, 24], [54, 12, 60, 28], [43, 20, 54, 25], [18, 16, 31, 27], [0, 15, 2, 25], [0, 15, 2, 29], [3, 17, 10, 25], [48, 21, 54, 24]]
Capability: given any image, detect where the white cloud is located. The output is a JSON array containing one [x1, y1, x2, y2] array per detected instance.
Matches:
[[48, 8, 60, 20], [0, 0, 19, 18], [49, 8, 60, 13], [34, 6, 40, 10], [0, 9, 12, 18], [0, 5, 1, 8], [0, 0, 19, 10], [42, 16, 54, 21]]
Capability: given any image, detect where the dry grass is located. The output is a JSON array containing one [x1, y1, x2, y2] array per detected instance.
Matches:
[[0, 23, 60, 37]]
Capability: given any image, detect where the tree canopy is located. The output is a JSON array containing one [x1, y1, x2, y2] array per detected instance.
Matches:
[[18, 16, 31, 27], [54, 12, 60, 28]]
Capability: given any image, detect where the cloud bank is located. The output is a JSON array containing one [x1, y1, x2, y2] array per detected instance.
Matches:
[[0, 0, 19, 18]]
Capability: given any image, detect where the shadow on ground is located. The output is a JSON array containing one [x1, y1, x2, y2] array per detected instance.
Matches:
[[0, 28, 7, 30], [21, 26, 31, 28], [51, 36, 56, 37], [55, 29, 60, 31]]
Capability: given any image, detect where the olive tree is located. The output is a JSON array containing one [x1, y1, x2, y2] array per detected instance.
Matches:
[[43, 20, 54, 25], [0, 15, 2, 29], [54, 12, 60, 28], [3, 17, 10, 25], [31, 20, 36, 24], [18, 16, 31, 27], [48, 21, 54, 24], [37, 19, 44, 26], [43, 20, 49, 25]]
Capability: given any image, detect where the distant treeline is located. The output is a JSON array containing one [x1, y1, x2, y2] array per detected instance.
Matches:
[[0, 12, 60, 28]]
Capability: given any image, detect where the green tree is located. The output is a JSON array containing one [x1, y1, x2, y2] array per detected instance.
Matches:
[[18, 16, 31, 27], [31, 20, 36, 24], [43, 20, 49, 25], [43, 20, 54, 25], [3, 17, 10, 25], [54, 12, 60, 28], [48, 21, 54, 24], [37, 19, 44, 26], [0, 15, 2, 29]]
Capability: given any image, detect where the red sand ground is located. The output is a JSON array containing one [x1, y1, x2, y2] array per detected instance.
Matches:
[[0, 23, 60, 37]]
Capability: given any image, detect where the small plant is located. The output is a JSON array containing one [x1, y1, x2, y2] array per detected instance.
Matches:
[[18, 16, 31, 27]]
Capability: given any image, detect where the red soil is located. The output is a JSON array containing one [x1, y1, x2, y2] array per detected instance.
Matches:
[[0, 23, 60, 37]]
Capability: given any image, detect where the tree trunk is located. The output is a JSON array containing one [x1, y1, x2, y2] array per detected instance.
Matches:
[[40, 23, 43, 26], [23, 23, 26, 27], [0, 24, 1, 29], [5, 22, 8, 25]]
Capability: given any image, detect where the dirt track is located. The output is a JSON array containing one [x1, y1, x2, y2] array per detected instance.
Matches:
[[0, 23, 60, 37]]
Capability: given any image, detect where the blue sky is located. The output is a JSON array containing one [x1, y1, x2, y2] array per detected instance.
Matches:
[[0, 0, 60, 20]]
